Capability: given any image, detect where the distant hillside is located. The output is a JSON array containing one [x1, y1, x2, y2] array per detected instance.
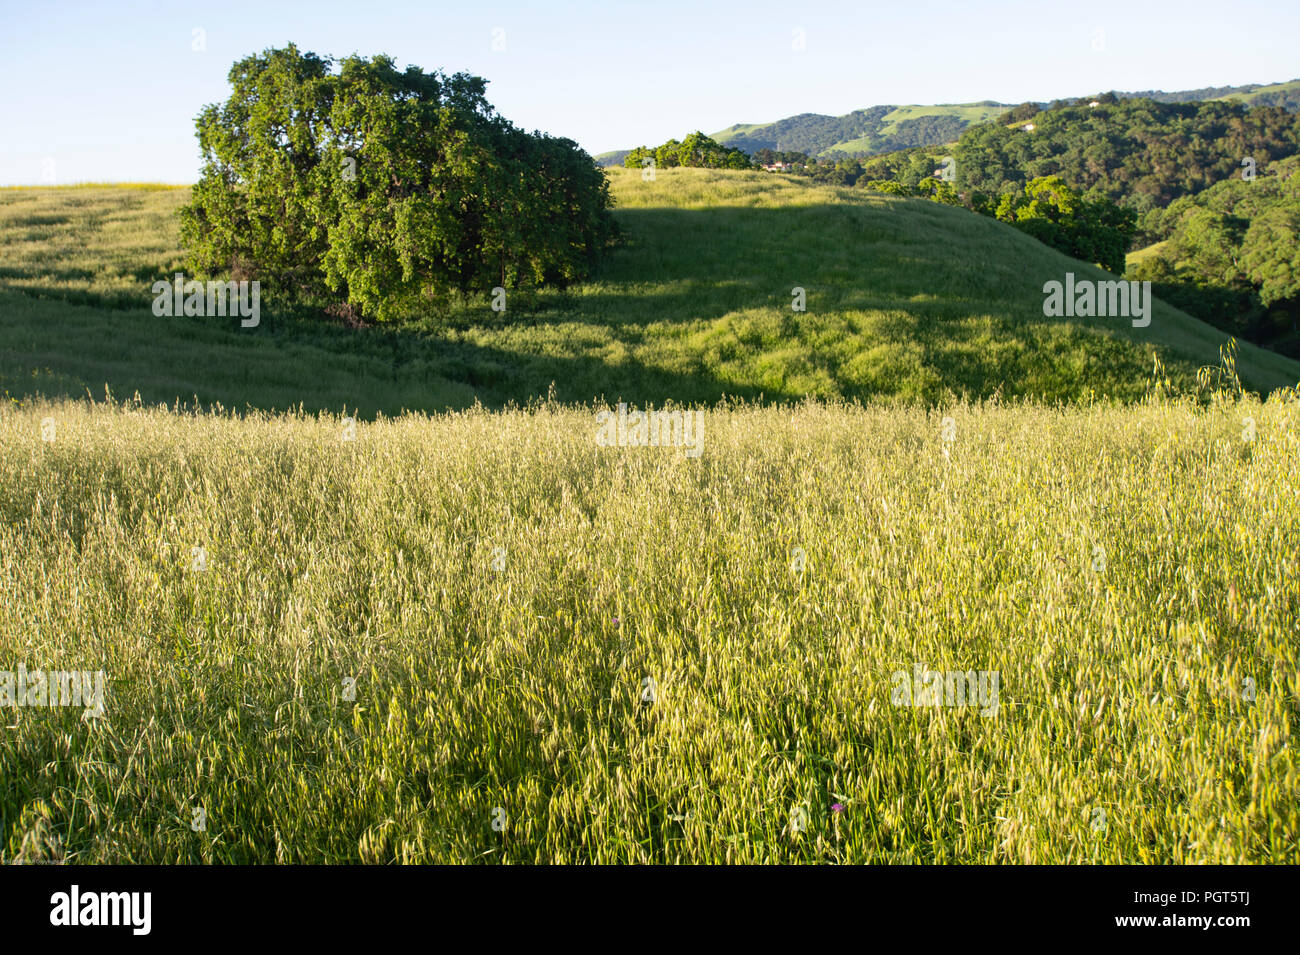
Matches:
[[594, 148, 631, 167], [710, 103, 1008, 159], [952, 97, 1300, 223], [592, 80, 1300, 165], [1117, 78, 1300, 111], [1126, 154, 1300, 357]]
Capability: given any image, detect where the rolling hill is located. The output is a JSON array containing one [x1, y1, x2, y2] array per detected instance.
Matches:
[[2, 168, 1297, 418], [709, 103, 1009, 158], [5, 169, 1299, 868], [593, 79, 1300, 165], [1128, 78, 1300, 110], [595, 103, 1010, 164]]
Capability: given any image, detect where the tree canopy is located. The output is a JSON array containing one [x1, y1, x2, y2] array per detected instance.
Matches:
[[624, 132, 754, 170], [952, 96, 1300, 237], [180, 45, 617, 323], [1129, 156, 1300, 352]]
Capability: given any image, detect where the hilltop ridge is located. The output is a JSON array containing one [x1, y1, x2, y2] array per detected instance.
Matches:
[[593, 79, 1300, 164]]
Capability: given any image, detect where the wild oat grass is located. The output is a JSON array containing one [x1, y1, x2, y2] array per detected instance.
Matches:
[[1, 393, 1297, 863]]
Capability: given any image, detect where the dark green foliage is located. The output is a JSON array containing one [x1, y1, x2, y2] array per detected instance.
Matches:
[[1129, 258, 1270, 344], [751, 149, 812, 168], [953, 97, 1300, 232], [992, 177, 1137, 275], [996, 103, 1043, 125], [624, 132, 753, 170], [180, 45, 617, 323], [1129, 156, 1300, 353], [887, 115, 970, 149]]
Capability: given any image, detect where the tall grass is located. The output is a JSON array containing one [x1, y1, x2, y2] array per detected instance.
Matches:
[[2, 392, 1297, 863]]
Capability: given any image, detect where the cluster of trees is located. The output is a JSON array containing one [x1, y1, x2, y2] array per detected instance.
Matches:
[[769, 144, 960, 189], [994, 103, 1044, 126], [180, 46, 617, 324], [759, 148, 937, 187], [752, 149, 812, 167], [984, 177, 1137, 275], [788, 156, 869, 186], [856, 147, 953, 187], [1129, 156, 1300, 352], [841, 93, 1299, 312], [882, 114, 971, 151], [623, 132, 753, 170], [862, 177, 962, 205], [952, 96, 1300, 236]]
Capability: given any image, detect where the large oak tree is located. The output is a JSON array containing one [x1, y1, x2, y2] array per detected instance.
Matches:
[[180, 45, 617, 323]]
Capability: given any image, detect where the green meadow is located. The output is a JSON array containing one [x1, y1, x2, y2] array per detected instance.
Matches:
[[2, 395, 1297, 863], [4, 168, 1297, 418], [1, 168, 1297, 864]]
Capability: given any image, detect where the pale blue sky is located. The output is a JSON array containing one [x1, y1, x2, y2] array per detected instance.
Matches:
[[1, 0, 1297, 184]]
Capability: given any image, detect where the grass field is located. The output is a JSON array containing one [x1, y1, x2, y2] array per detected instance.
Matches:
[[2, 393, 1297, 863], [4, 169, 1298, 418], [2, 168, 1298, 864]]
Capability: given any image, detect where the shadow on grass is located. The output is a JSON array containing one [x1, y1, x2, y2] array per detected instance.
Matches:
[[0, 287, 803, 418], [4, 202, 1291, 413]]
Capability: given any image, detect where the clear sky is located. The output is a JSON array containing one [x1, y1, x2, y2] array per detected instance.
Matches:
[[2, 0, 1297, 184]]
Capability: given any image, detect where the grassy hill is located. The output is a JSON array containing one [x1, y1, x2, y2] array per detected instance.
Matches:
[[1215, 78, 1300, 110], [710, 103, 1008, 159], [593, 148, 632, 167], [592, 81, 1300, 166], [819, 104, 1008, 156], [2, 169, 1297, 418], [1124, 78, 1300, 110]]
